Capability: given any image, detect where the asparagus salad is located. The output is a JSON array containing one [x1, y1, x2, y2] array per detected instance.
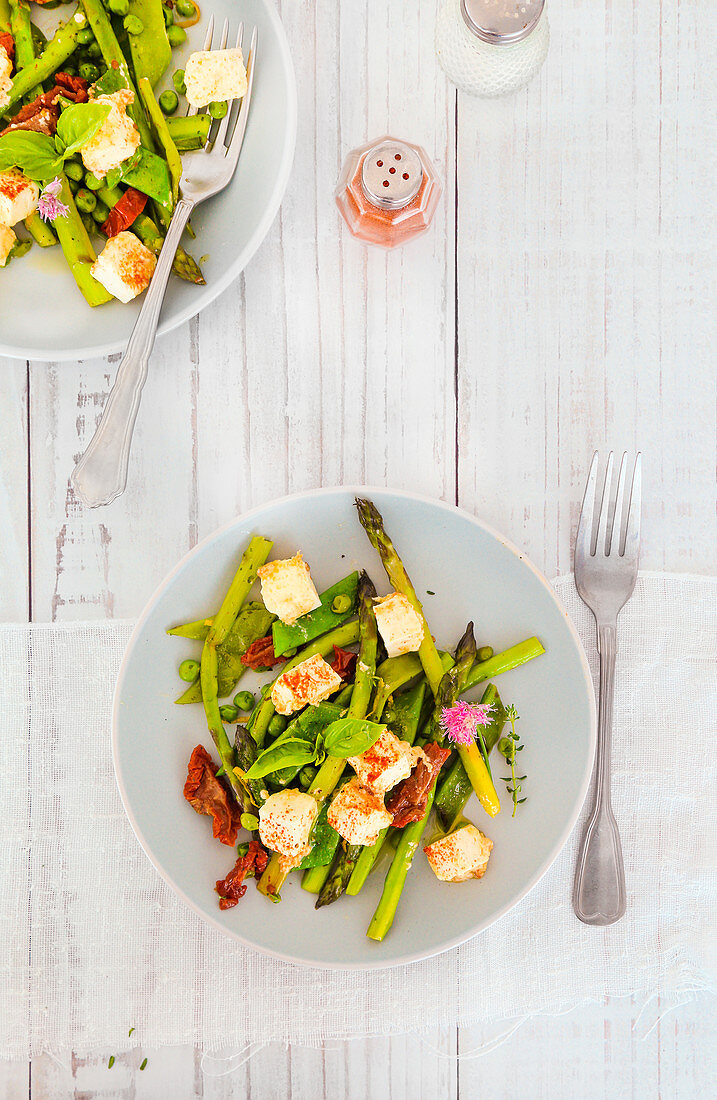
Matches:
[[170, 500, 546, 942], [0, 0, 244, 301]]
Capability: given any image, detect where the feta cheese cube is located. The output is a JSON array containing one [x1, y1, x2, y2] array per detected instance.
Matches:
[[81, 89, 140, 179], [327, 778, 393, 846], [373, 592, 424, 658], [0, 170, 39, 227], [184, 48, 248, 109], [424, 823, 493, 883], [271, 653, 342, 716], [258, 552, 321, 625], [0, 45, 12, 112], [259, 789, 318, 873], [90, 231, 156, 303], [0, 223, 16, 267], [349, 729, 422, 796]]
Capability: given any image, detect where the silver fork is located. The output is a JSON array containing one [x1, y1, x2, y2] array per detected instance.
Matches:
[[72, 17, 258, 508], [572, 451, 642, 925]]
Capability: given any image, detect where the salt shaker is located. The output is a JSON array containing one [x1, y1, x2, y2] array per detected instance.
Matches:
[[335, 136, 442, 249], [435, 0, 549, 97]]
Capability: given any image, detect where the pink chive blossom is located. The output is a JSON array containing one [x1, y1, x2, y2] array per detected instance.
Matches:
[[440, 700, 494, 746], [38, 178, 70, 223]]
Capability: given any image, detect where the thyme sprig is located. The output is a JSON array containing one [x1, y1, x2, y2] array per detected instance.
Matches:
[[498, 704, 526, 817]]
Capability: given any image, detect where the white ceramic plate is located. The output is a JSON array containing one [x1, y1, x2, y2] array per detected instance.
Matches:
[[113, 488, 596, 969], [0, 0, 296, 361]]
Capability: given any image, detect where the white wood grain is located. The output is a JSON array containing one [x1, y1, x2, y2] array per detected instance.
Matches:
[[0, 358, 29, 621]]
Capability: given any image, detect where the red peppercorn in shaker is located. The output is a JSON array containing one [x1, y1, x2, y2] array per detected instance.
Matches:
[[335, 136, 442, 249]]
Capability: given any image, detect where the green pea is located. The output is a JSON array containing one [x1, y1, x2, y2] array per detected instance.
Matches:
[[178, 658, 200, 682], [163, 3, 174, 26], [77, 27, 94, 45], [80, 212, 96, 236], [84, 172, 103, 191], [159, 89, 179, 115], [75, 188, 97, 213], [123, 14, 144, 35], [68, 176, 80, 194], [167, 24, 187, 47], [208, 100, 227, 119], [233, 690, 255, 712], [108, 0, 129, 14], [79, 62, 100, 82], [331, 594, 352, 614], [92, 201, 109, 223], [64, 160, 84, 182], [104, 167, 122, 190], [175, 0, 195, 16], [172, 68, 186, 94], [298, 766, 317, 791], [61, 64, 77, 77], [219, 704, 239, 723], [267, 715, 285, 738], [477, 646, 494, 662], [87, 40, 102, 58]]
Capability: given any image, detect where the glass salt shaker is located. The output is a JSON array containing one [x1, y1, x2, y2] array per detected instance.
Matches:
[[435, 0, 549, 98], [335, 136, 442, 249]]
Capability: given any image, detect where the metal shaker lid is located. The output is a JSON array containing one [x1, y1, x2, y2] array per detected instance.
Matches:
[[361, 140, 423, 211], [460, 0, 545, 45]]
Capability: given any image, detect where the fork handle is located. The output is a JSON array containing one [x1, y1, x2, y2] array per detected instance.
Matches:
[[71, 198, 195, 509], [573, 621, 627, 925]]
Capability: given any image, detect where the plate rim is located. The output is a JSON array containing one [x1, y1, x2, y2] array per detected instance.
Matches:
[[0, 0, 298, 363], [112, 485, 597, 971]]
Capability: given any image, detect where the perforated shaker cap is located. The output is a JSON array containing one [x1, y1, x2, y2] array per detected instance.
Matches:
[[361, 140, 423, 211], [460, 0, 545, 45]]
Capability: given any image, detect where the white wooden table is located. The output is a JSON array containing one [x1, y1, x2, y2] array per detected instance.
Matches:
[[1, 0, 714, 1095]]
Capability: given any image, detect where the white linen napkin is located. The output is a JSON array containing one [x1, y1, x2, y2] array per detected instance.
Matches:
[[0, 573, 714, 1060]]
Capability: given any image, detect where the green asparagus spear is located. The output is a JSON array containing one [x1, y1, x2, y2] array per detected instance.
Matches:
[[2, 14, 87, 115], [9, 0, 43, 100], [52, 173, 113, 306], [165, 112, 211, 150], [138, 77, 181, 205], [433, 684, 507, 833], [0, 0, 9, 31], [355, 497, 445, 695], [25, 212, 57, 247], [96, 185, 205, 284], [315, 839, 362, 908], [366, 626, 477, 940], [463, 636, 545, 692]]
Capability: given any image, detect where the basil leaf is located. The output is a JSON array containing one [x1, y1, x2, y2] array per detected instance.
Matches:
[[323, 719, 386, 759], [55, 102, 112, 158], [244, 738, 317, 781], [0, 132, 63, 181]]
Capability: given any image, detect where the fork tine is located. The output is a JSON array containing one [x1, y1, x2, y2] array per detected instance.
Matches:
[[186, 13, 215, 116], [218, 16, 229, 49], [610, 452, 629, 555], [596, 451, 614, 555], [225, 26, 257, 171], [622, 453, 642, 563], [213, 23, 243, 149], [575, 451, 599, 563]]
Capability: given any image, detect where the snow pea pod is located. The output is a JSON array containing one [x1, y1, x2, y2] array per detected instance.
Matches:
[[121, 147, 172, 206], [126, 0, 171, 88], [272, 572, 360, 657], [174, 603, 275, 705]]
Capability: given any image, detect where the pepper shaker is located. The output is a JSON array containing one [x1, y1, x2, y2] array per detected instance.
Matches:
[[335, 136, 442, 249], [436, 0, 549, 97]]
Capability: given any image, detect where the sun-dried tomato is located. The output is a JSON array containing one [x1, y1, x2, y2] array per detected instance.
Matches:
[[0, 33, 14, 62], [386, 742, 451, 828], [216, 840, 269, 909], [329, 645, 357, 682], [183, 744, 242, 846], [101, 187, 148, 238], [55, 71, 89, 102], [241, 635, 284, 671]]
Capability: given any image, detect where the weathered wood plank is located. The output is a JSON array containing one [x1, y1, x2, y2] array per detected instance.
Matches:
[[0, 359, 29, 622]]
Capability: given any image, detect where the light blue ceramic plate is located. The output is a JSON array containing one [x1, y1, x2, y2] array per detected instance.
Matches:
[[113, 488, 596, 969], [0, 0, 296, 361]]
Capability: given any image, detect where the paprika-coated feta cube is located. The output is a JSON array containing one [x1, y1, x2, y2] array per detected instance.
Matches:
[[259, 789, 318, 873], [327, 778, 393, 846], [184, 48, 247, 109], [0, 170, 39, 227], [81, 90, 140, 179], [270, 653, 342, 716], [258, 552, 321, 625], [424, 823, 493, 883], [348, 729, 422, 796], [373, 592, 424, 658], [90, 231, 156, 303]]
